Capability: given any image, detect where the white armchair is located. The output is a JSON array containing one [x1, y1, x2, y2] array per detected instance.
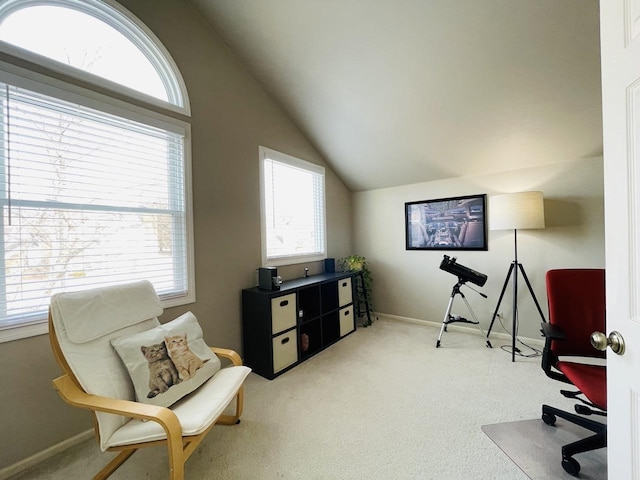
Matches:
[[48, 280, 250, 480]]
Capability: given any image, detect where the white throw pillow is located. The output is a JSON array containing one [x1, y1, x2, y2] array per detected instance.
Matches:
[[111, 311, 221, 408]]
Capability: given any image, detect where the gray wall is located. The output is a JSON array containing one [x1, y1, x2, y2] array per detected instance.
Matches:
[[0, 0, 353, 470], [353, 157, 604, 341]]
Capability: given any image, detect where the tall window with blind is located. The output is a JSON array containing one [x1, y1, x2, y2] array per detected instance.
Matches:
[[260, 146, 326, 266], [0, 83, 190, 333], [0, 0, 193, 341]]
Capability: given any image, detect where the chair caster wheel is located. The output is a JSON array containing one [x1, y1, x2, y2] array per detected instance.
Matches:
[[542, 412, 556, 426], [562, 456, 581, 477], [436, 340, 441, 348]]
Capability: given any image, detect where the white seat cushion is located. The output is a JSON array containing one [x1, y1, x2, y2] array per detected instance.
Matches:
[[105, 365, 251, 448], [50, 282, 164, 450]]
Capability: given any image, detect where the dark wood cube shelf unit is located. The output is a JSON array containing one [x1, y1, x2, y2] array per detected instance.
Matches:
[[242, 272, 356, 379]]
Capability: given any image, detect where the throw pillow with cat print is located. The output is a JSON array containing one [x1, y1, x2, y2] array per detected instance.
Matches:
[[112, 311, 222, 407]]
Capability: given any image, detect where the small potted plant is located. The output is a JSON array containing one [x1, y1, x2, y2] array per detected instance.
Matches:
[[338, 255, 373, 326]]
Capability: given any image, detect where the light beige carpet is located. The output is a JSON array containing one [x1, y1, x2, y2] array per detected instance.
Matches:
[[9, 318, 584, 479], [482, 418, 607, 480]]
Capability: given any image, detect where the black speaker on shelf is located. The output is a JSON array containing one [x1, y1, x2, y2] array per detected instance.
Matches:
[[324, 258, 335, 273], [258, 267, 281, 291]]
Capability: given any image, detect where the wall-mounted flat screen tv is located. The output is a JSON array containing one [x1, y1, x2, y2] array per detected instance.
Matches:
[[405, 193, 487, 251]]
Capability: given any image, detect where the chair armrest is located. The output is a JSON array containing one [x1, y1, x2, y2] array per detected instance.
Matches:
[[52, 374, 181, 437], [210, 347, 243, 366], [539, 323, 573, 384], [540, 322, 567, 341], [53, 374, 185, 470]]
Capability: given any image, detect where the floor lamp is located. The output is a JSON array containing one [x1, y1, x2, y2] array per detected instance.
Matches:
[[486, 191, 547, 362]]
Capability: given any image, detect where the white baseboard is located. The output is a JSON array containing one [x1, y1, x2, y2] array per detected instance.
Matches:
[[0, 429, 94, 480], [374, 312, 545, 347]]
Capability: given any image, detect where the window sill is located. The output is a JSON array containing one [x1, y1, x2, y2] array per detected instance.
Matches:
[[0, 321, 48, 343], [264, 253, 326, 268]]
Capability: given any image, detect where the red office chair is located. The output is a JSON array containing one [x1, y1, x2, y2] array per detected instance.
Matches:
[[540, 269, 607, 477]]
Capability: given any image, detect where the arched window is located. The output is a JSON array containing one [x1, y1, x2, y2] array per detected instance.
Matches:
[[0, 0, 189, 114], [0, 0, 194, 342]]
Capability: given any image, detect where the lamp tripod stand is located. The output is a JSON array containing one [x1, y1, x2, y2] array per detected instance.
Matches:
[[486, 229, 547, 362]]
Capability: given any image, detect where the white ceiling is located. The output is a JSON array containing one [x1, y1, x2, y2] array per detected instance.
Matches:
[[190, 0, 602, 192]]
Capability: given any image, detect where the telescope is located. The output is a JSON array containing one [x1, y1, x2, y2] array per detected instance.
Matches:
[[439, 255, 487, 287]]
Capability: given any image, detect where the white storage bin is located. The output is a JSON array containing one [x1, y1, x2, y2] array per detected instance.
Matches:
[[272, 330, 298, 373], [338, 277, 352, 307], [339, 305, 355, 337], [271, 293, 296, 334]]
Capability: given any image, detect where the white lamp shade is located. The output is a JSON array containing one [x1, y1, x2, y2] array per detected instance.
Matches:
[[489, 191, 545, 231]]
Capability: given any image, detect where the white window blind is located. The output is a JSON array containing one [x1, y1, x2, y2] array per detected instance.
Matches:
[[0, 81, 190, 333], [260, 147, 326, 266]]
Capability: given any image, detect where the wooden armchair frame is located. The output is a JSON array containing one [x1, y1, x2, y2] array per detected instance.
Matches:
[[49, 314, 245, 480]]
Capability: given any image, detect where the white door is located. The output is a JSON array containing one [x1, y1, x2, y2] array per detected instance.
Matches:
[[600, 2, 640, 478]]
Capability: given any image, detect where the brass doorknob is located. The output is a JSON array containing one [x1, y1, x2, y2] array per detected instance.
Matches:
[[591, 330, 626, 355]]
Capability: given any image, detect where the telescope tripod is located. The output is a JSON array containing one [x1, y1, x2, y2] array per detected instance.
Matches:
[[436, 279, 492, 348]]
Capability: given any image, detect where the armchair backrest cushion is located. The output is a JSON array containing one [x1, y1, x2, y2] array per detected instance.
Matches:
[[50, 280, 163, 450]]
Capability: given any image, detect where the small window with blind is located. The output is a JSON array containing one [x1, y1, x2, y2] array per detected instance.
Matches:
[[0, 0, 193, 343], [259, 146, 326, 267]]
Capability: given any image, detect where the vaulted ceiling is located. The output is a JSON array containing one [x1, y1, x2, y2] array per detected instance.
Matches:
[[190, 0, 602, 192]]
